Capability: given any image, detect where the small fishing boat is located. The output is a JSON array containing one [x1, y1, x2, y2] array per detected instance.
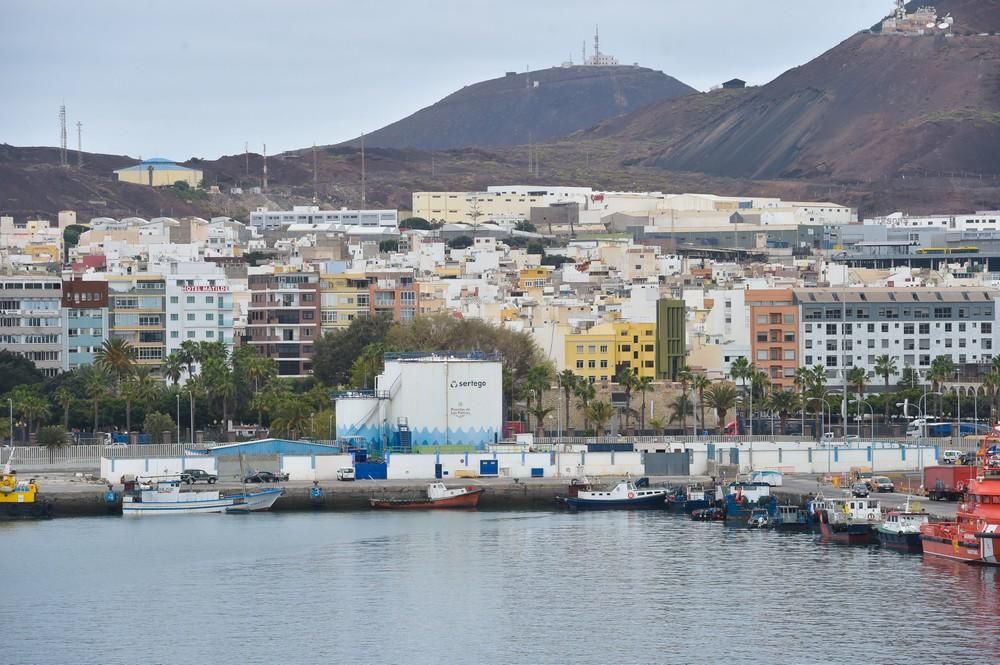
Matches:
[[690, 506, 726, 521], [747, 508, 771, 529], [561, 478, 667, 510], [724, 482, 776, 522], [666, 485, 716, 514], [876, 503, 929, 553], [370, 482, 484, 509], [0, 456, 53, 520], [225, 488, 285, 513], [122, 476, 283, 516], [772, 505, 811, 532], [810, 496, 881, 545]]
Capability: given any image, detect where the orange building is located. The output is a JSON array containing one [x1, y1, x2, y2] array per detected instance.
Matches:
[[747, 289, 799, 389]]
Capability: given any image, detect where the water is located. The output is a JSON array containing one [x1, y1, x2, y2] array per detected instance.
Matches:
[[4, 512, 998, 665]]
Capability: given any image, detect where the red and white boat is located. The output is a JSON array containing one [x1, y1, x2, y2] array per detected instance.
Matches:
[[920, 443, 1000, 565], [370, 482, 484, 509]]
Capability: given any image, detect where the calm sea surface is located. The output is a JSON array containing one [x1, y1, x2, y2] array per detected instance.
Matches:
[[4, 511, 998, 665]]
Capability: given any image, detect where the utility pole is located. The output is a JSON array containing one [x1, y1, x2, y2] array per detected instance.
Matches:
[[262, 143, 268, 191], [360, 132, 366, 208], [312, 142, 318, 203], [58, 105, 68, 167], [76, 121, 83, 168]]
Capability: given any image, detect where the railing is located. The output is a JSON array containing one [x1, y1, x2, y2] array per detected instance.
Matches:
[[383, 351, 502, 362], [1, 443, 209, 468], [331, 390, 389, 399]]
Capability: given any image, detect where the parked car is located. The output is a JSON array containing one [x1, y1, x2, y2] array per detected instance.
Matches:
[[179, 469, 217, 485], [940, 449, 963, 465], [244, 471, 289, 483], [851, 483, 870, 498], [871, 475, 894, 493], [336, 467, 356, 481]]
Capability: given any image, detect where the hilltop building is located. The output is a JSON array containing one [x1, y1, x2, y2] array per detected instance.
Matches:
[[114, 158, 202, 187], [249, 206, 398, 232]]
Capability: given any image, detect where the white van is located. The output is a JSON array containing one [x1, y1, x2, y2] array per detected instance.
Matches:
[[940, 450, 963, 465], [336, 467, 356, 481]]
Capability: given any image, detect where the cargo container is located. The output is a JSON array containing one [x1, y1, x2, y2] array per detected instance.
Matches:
[[923, 465, 976, 501]]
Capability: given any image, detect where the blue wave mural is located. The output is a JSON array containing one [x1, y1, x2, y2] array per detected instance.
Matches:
[[336, 424, 497, 448]]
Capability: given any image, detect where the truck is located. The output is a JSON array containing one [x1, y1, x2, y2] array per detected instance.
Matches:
[[923, 465, 977, 501], [905, 419, 988, 438]]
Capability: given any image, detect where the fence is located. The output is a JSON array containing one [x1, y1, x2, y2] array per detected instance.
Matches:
[[2, 443, 207, 468]]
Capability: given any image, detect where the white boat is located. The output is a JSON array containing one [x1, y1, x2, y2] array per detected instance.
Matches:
[[122, 478, 283, 516], [561, 479, 667, 510]]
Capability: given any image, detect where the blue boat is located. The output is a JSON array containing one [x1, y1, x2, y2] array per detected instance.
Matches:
[[875, 506, 929, 553], [724, 482, 777, 522], [772, 505, 811, 532], [562, 479, 667, 510], [665, 485, 715, 514]]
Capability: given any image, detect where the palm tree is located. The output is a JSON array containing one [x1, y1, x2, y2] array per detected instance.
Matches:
[[928, 355, 956, 416], [648, 417, 666, 436], [874, 355, 897, 390], [557, 369, 578, 434], [178, 340, 199, 378], [691, 374, 710, 434], [77, 364, 111, 434], [983, 370, 1000, 422], [729, 356, 752, 431], [586, 400, 615, 437], [13, 390, 50, 435], [271, 398, 312, 440], [121, 368, 159, 433], [614, 365, 638, 433], [36, 425, 70, 461], [635, 375, 654, 432], [54, 386, 74, 431], [668, 393, 693, 431], [94, 338, 136, 390], [162, 352, 185, 386], [765, 389, 799, 435], [528, 405, 554, 437], [703, 382, 739, 435], [242, 352, 276, 424], [574, 380, 596, 433]]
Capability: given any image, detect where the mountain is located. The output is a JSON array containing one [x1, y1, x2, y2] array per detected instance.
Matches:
[[353, 65, 697, 150], [587, 0, 1000, 182]]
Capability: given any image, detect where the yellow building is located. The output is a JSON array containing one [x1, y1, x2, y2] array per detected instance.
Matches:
[[518, 267, 551, 290], [412, 191, 547, 223], [564, 322, 657, 383], [319, 273, 369, 333], [114, 157, 202, 187]]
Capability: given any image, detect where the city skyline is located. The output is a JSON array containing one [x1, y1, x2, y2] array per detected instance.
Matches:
[[1, 0, 889, 159]]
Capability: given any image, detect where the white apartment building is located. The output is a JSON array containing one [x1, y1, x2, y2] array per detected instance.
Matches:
[[164, 263, 235, 356], [249, 206, 398, 232], [864, 210, 1000, 232], [795, 288, 1000, 382], [0, 275, 65, 376]]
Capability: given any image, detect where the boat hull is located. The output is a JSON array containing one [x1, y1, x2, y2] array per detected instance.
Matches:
[[563, 493, 665, 511], [122, 497, 236, 515], [226, 488, 284, 513], [0, 498, 54, 520], [370, 487, 484, 509], [877, 528, 923, 553], [815, 511, 876, 545], [921, 525, 1000, 565]]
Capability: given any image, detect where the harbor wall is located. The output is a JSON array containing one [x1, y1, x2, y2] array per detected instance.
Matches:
[[383, 451, 644, 480], [683, 443, 937, 476], [100, 456, 218, 480], [281, 454, 355, 480]]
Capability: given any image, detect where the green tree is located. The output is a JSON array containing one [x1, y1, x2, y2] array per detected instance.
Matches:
[[400, 217, 433, 230], [95, 338, 136, 390], [528, 405, 554, 437], [270, 398, 312, 440], [121, 367, 159, 433], [349, 342, 389, 390], [691, 374, 710, 434], [928, 355, 956, 416], [668, 393, 693, 431], [447, 235, 473, 250], [847, 366, 869, 401], [8, 386, 50, 435], [0, 349, 44, 395], [765, 389, 799, 435], [984, 370, 1000, 422], [77, 364, 111, 433], [143, 412, 176, 442], [379, 240, 399, 253], [557, 370, 578, 434], [874, 355, 897, 389], [574, 380, 596, 433], [703, 382, 739, 435], [648, 417, 666, 436], [614, 365, 638, 433], [635, 376, 654, 432], [586, 400, 615, 437], [162, 351, 185, 386], [36, 425, 70, 450], [54, 386, 74, 431], [313, 315, 393, 387]]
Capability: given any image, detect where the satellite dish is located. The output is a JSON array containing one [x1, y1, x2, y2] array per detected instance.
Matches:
[[938, 22, 949, 29], [945, 14, 954, 24], [926, 22, 938, 29]]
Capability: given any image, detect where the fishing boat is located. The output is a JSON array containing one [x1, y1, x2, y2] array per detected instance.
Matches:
[[724, 482, 776, 522], [810, 495, 881, 545], [690, 506, 726, 521], [772, 505, 811, 532], [747, 508, 772, 529], [561, 478, 667, 510], [920, 444, 1000, 565], [666, 485, 716, 514], [876, 502, 929, 553], [370, 482, 484, 509], [0, 453, 53, 520], [121, 476, 283, 515]]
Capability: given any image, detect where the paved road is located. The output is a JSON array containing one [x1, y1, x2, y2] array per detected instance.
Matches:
[[780, 473, 958, 519]]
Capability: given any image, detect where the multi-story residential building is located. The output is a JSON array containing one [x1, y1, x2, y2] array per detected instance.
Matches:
[[565, 321, 657, 384], [164, 265, 235, 355], [794, 288, 1000, 383], [249, 206, 398, 232], [246, 268, 321, 377], [106, 274, 166, 368], [747, 289, 800, 389], [365, 269, 418, 322], [0, 275, 65, 376], [62, 277, 109, 370], [319, 272, 369, 333]]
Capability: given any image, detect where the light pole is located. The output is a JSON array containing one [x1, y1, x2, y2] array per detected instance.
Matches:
[[7, 398, 12, 446], [188, 390, 195, 445], [807, 396, 834, 474], [918, 391, 943, 426], [851, 398, 875, 440], [954, 369, 962, 440], [898, 399, 928, 476], [176, 392, 181, 445]]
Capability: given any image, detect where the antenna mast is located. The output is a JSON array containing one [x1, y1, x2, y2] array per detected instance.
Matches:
[[312, 143, 318, 203], [244, 141, 249, 178], [262, 143, 268, 191], [76, 121, 83, 168], [360, 132, 366, 208], [58, 105, 68, 167], [594, 25, 600, 60]]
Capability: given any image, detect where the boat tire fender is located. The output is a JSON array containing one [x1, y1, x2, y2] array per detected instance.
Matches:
[[868, 513, 875, 520], [628, 492, 635, 499]]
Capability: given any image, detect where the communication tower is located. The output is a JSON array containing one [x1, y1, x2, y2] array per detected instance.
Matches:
[[76, 121, 83, 168], [58, 105, 68, 167]]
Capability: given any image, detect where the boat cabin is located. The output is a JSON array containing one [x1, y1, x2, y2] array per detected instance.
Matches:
[[813, 497, 882, 523], [728, 482, 771, 503], [577, 480, 664, 500], [882, 511, 929, 532]]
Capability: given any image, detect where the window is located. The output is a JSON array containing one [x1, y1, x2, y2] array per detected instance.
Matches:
[[904, 340, 914, 350], [881, 323, 889, 333], [983, 323, 992, 334], [757, 350, 768, 361], [919, 323, 930, 335], [600, 360, 608, 368], [599, 345, 608, 353], [826, 340, 837, 351], [843, 323, 852, 334], [757, 333, 768, 342], [576, 360, 584, 369], [169, 296, 178, 304], [186, 296, 195, 304], [588, 345, 596, 353], [919, 339, 930, 350], [783, 349, 795, 361], [903, 324, 914, 335], [643, 345, 654, 352], [959, 323, 967, 332], [805, 355, 813, 365], [588, 360, 596, 369], [945, 339, 953, 348], [805, 324, 813, 333], [575, 345, 583, 353], [170, 331, 179, 339], [881, 339, 889, 349], [805, 340, 813, 349], [170, 313, 179, 321], [867, 324, 875, 333], [187, 331, 196, 339], [756, 315, 767, 324], [206, 330, 214, 338], [620, 344, 631, 352], [784, 333, 795, 343], [206, 296, 214, 304], [643, 361, 654, 368], [783, 314, 794, 324], [945, 323, 952, 332], [826, 355, 837, 367], [843, 340, 853, 350], [959, 338, 967, 348], [826, 324, 837, 335], [867, 339, 875, 349], [205, 313, 214, 321], [186, 313, 195, 321]]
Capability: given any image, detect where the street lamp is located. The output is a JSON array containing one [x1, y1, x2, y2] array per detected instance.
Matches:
[[188, 390, 195, 445], [850, 397, 876, 441], [7, 398, 12, 446], [918, 391, 943, 424], [176, 392, 181, 445], [807, 396, 835, 474]]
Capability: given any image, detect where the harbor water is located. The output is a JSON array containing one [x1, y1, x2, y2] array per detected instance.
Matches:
[[5, 512, 999, 665]]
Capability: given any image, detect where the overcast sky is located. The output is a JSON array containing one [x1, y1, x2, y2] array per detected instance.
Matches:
[[1, 0, 891, 160]]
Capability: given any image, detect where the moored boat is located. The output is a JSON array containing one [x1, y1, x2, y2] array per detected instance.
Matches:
[[225, 488, 285, 513], [561, 478, 667, 510], [747, 508, 771, 529], [666, 485, 716, 514], [370, 482, 484, 509], [773, 505, 811, 532], [810, 496, 881, 545], [724, 482, 776, 522], [122, 476, 284, 516], [691, 506, 726, 521], [0, 460, 53, 520], [920, 446, 1000, 565], [876, 504, 929, 553]]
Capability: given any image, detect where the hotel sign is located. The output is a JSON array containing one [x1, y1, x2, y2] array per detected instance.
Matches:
[[182, 285, 229, 293]]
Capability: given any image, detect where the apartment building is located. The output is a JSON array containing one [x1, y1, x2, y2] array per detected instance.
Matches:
[[747, 289, 799, 389], [165, 270, 235, 355], [364, 269, 419, 322], [793, 288, 1000, 382], [565, 322, 657, 383], [319, 272, 369, 333], [107, 275, 167, 368], [0, 275, 65, 376], [249, 206, 397, 232], [62, 277, 109, 370], [246, 269, 321, 377]]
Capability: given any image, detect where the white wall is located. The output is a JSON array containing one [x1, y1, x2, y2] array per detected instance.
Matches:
[[280, 454, 355, 481], [678, 441, 938, 476], [101, 456, 217, 481], [384, 451, 644, 480]]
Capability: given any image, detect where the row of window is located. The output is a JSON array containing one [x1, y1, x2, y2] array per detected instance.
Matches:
[[755, 314, 796, 325], [805, 322, 991, 334], [67, 328, 104, 336], [0, 317, 61, 327], [0, 299, 60, 311], [168, 295, 227, 307], [0, 334, 61, 344], [0, 282, 60, 290], [804, 353, 982, 368], [803, 306, 991, 321], [806, 338, 991, 351]]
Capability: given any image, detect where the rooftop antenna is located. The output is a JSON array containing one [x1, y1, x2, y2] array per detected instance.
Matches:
[[312, 142, 318, 203], [360, 132, 366, 208], [58, 105, 68, 167], [76, 121, 83, 168], [582, 40, 586, 64], [594, 25, 600, 59], [244, 141, 249, 178], [262, 143, 268, 191], [895, 0, 905, 20]]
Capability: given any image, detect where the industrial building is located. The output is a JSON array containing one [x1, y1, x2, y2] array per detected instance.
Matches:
[[114, 158, 202, 187], [249, 206, 398, 232], [335, 353, 503, 451]]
